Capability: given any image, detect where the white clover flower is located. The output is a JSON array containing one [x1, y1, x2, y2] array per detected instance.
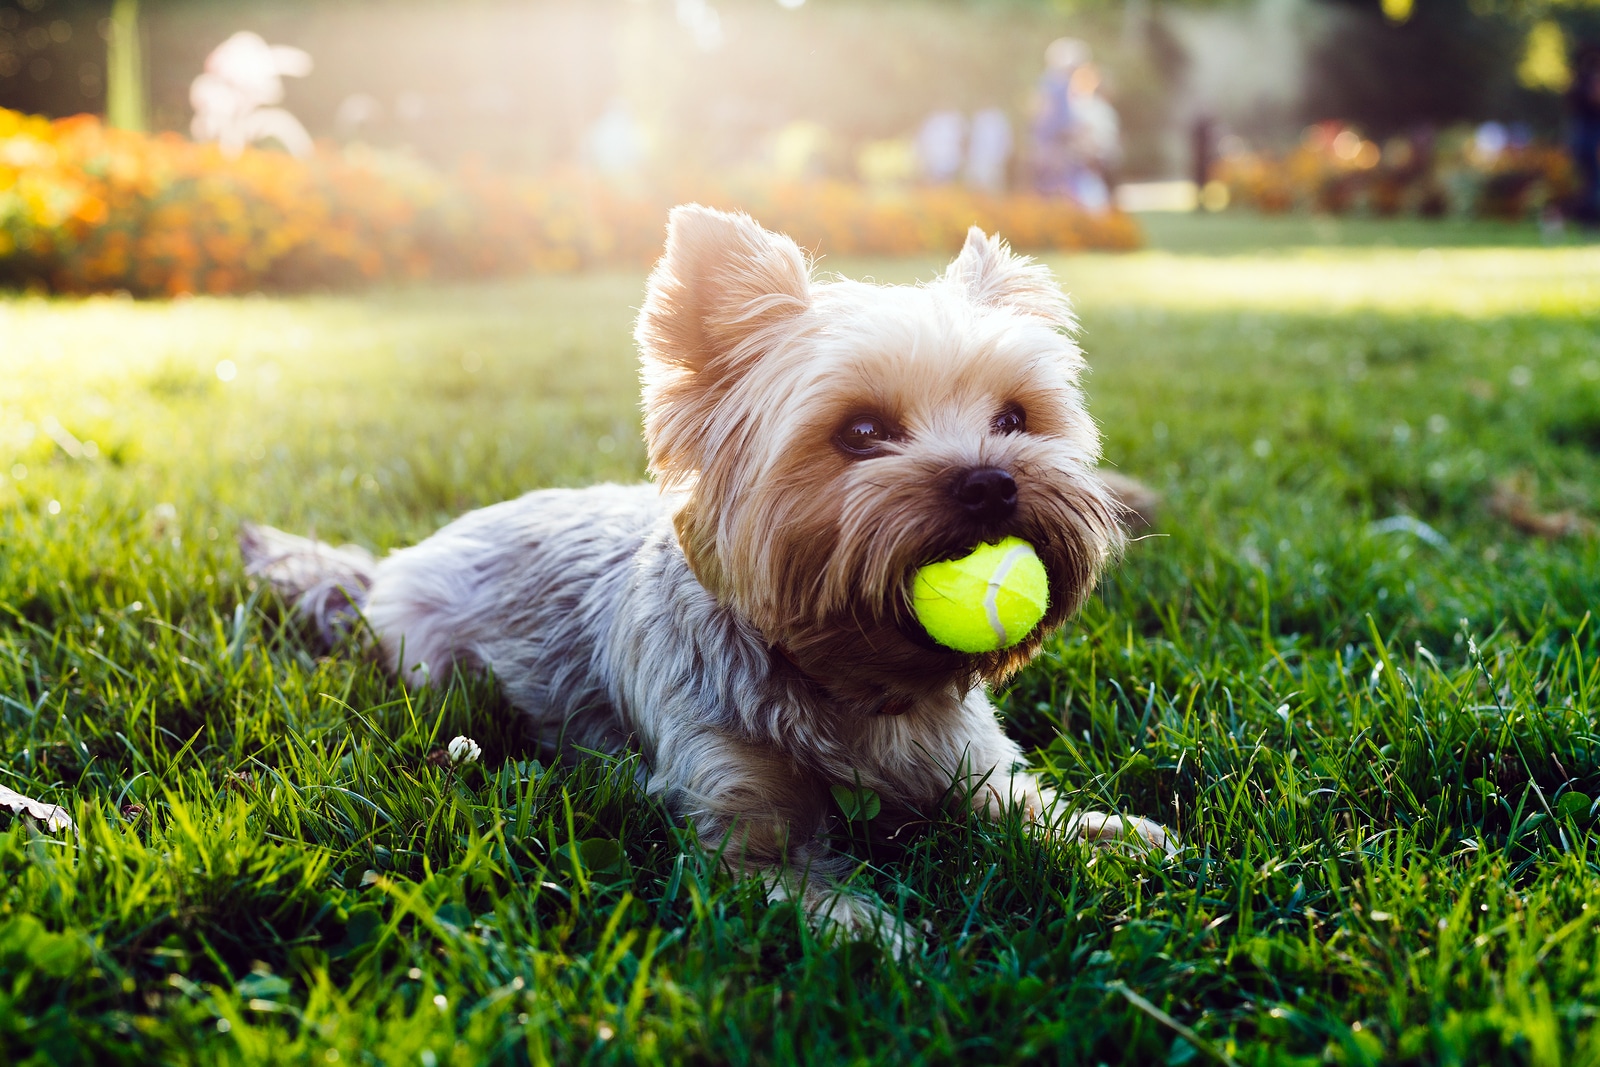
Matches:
[[446, 736, 481, 765]]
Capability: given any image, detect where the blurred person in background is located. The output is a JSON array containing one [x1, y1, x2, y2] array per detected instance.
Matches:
[[964, 107, 1014, 193], [1065, 58, 1121, 212], [1030, 38, 1120, 213], [1569, 42, 1600, 226], [1031, 37, 1086, 198], [916, 109, 966, 184]]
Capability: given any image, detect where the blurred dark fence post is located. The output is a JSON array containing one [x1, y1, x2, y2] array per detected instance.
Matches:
[[1191, 115, 1215, 210]]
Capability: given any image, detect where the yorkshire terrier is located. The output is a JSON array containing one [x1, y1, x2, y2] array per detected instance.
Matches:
[[241, 205, 1173, 950]]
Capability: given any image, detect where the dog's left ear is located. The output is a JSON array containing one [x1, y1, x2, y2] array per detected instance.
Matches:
[[941, 227, 1075, 330], [638, 204, 813, 486]]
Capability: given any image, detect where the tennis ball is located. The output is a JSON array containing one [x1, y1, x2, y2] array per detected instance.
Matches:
[[911, 537, 1049, 654]]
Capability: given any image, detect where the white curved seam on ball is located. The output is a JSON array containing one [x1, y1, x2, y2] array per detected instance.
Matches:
[[984, 544, 1032, 646]]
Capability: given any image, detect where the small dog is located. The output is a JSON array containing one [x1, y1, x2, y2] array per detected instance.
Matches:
[[242, 205, 1173, 948]]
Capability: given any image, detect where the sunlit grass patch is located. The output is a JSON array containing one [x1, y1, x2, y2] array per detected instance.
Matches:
[[3, 228, 1600, 1064], [1053, 246, 1600, 317]]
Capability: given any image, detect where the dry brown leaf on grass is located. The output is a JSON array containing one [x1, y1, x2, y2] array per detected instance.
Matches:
[[0, 784, 74, 833], [1486, 479, 1595, 539]]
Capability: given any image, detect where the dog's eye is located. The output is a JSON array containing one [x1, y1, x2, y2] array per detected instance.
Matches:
[[993, 404, 1026, 435], [837, 414, 895, 455]]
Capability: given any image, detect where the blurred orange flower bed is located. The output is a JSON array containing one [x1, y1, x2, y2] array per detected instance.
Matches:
[[0, 109, 1139, 297], [1214, 122, 1575, 220]]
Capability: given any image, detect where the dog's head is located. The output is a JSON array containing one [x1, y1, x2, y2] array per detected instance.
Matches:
[[636, 205, 1122, 699]]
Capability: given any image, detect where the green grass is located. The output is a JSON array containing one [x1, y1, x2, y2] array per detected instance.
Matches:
[[3, 221, 1600, 1065], [1134, 213, 1593, 254]]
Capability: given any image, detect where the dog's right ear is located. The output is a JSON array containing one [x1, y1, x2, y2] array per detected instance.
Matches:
[[637, 204, 812, 486]]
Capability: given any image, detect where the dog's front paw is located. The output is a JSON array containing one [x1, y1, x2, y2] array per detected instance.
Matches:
[[812, 889, 925, 960], [766, 873, 924, 959], [1061, 810, 1179, 857], [972, 772, 1054, 825]]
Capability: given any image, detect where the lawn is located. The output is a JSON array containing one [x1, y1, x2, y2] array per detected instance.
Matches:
[[3, 217, 1600, 1066]]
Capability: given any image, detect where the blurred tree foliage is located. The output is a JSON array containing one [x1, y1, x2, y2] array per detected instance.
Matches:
[[1304, 0, 1600, 136], [0, 0, 109, 118]]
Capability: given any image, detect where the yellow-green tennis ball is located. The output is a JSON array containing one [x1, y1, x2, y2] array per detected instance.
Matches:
[[911, 537, 1050, 654]]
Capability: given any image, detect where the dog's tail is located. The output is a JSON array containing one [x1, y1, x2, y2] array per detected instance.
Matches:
[[238, 523, 378, 649]]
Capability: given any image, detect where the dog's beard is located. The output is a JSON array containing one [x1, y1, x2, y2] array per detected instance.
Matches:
[[680, 450, 1123, 705]]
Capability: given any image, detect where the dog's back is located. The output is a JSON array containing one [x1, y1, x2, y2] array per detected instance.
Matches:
[[242, 483, 673, 754]]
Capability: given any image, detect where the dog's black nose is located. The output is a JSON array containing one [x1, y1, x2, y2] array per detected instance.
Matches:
[[953, 467, 1017, 522]]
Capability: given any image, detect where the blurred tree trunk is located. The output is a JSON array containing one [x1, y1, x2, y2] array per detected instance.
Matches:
[[107, 0, 147, 131]]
